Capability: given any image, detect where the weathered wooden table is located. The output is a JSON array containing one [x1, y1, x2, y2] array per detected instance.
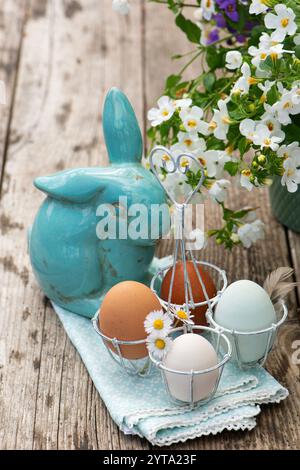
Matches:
[[0, 0, 300, 450]]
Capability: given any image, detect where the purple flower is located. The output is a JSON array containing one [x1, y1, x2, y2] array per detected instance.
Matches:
[[225, 4, 239, 22], [214, 13, 226, 28], [236, 34, 246, 43], [207, 28, 220, 44]]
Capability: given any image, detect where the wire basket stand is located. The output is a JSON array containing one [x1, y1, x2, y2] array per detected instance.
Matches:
[[92, 311, 152, 377], [149, 325, 232, 407], [149, 145, 227, 327]]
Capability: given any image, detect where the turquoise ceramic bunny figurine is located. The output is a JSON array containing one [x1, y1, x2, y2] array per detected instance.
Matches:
[[29, 88, 168, 318]]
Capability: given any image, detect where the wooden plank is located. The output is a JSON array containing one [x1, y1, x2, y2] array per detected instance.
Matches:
[[145, 0, 300, 450], [0, 0, 26, 189], [287, 230, 300, 305], [0, 0, 147, 450]]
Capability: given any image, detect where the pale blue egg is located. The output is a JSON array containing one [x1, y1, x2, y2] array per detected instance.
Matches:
[[214, 280, 277, 366]]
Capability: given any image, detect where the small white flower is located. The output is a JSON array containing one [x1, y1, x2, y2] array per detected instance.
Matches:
[[252, 124, 281, 150], [271, 87, 300, 125], [193, 7, 203, 22], [209, 179, 231, 203], [180, 106, 210, 135], [144, 310, 173, 336], [188, 228, 207, 250], [225, 51, 243, 70], [231, 63, 255, 95], [173, 306, 194, 323], [211, 99, 231, 141], [201, 0, 215, 21], [146, 334, 173, 360], [261, 113, 285, 142], [238, 220, 265, 248], [148, 96, 174, 126], [174, 98, 192, 110], [265, 4, 297, 42], [249, 0, 269, 15], [112, 0, 130, 15], [240, 119, 256, 141], [277, 142, 300, 160], [0, 80, 5, 105], [202, 149, 231, 178], [172, 131, 206, 153], [281, 147, 300, 193], [163, 171, 191, 202], [240, 173, 254, 191]]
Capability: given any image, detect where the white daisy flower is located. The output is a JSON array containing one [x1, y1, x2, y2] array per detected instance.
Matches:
[[261, 113, 285, 142], [180, 106, 210, 135], [112, 0, 130, 15], [225, 51, 243, 70], [146, 334, 173, 360], [147, 96, 175, 127], [277, 142, 300, 160], [264, 4, 297, 42], [271, 87, 300, 125], [173, 306, 194, 323], [144, 310, 173, 336], [231, 63, 257, 95]]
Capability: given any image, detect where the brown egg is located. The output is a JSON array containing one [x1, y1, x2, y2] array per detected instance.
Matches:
[[99, 281, 161, 360], [160, 261, 216, 326]]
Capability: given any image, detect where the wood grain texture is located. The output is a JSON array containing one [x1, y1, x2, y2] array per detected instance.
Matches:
[[0, 0, 299, 450]]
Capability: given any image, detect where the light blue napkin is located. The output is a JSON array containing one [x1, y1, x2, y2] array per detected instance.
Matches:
[[52, 302, 288, 446]]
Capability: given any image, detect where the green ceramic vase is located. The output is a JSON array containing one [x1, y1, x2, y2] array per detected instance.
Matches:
[[269, 176, 300, 233]]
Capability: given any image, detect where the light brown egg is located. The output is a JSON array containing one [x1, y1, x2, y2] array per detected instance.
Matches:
[[99, 281, 161, 360], [160, 261, 216, 326]]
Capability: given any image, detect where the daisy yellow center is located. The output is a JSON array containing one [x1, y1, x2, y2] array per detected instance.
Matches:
[[242, 169, 251, 176], [267, 122, 274, 131], [281, 18, 289, 28], [198, 157, 207, 166], [162, 154, 170, 161], [187, 119, 197, 128], [184, 139, 193, 147], [260, 52, 267, 59], [264, 138, 271, 146], [287, 168, 295, 177], [283, 152, 289, 159], [162, 109, 169, 117], [153, 319, 164, 330], [260, 94, 267, 103], [283, 101, 291, 109], [206, 0, 211, 7], [270, 52, 278, 61], [155, 338, 166, 350], [177, 310, 188, 320]]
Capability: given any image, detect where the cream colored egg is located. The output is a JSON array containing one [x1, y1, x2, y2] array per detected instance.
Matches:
[[214, 280, 277, 364], [162, 333, 219, 403]]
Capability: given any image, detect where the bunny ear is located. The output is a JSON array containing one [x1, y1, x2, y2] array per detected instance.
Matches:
[[34, 168, 106, 203], [103, 88, 143, 164]]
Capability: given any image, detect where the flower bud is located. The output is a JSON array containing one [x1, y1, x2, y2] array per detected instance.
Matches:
[[257, 154, 266, 164]]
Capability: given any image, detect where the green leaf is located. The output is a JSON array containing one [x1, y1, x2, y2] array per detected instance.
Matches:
[[175, 13, 201, 44], [203, 72, 216, 92], [165, 74, 182, 90], [206, 46, 226, 70], [224, 161, 240, 176]]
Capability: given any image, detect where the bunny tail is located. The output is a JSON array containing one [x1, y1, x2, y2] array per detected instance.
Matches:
[[103, 88, 143, 165]]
